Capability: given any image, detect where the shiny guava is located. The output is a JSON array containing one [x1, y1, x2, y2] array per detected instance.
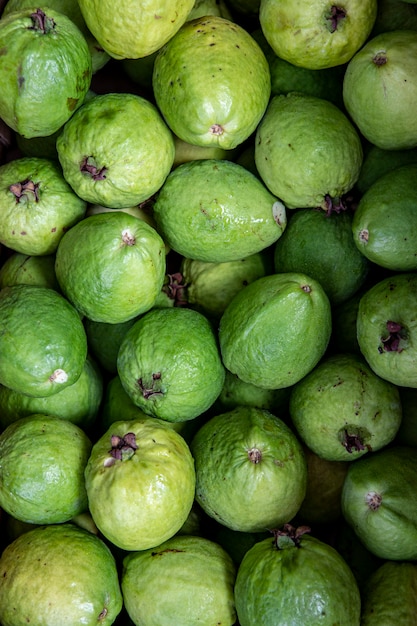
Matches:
[[78, 0, 194, 59], [361, 561, 417, 625], [255, 93, 363, 210], [219, 272, 332, 389], [352, 164, 417, 271], [54, 212, 166, 324], [152, 16, 271, 149], [0, 156, 86, 255], [190, 406, 308, 532], [0, 523, 123, 626], [259, 0, 377, 70], [0, 7, 92, 138], [117, 307, 225, 422], [356, 273, 417, 387], [0, 252, 59, 290], [56, 92, 175, 209], [152, 159, 286, 263], [121, 535, 237, 626], [0, 284, 88, 397], [234, 526, 361, 625], [341, 445, 417, 560], [84, 418, 196, 551], [0, 414, 91, 524], [343, 30, 417, 149], [289, 352, 402, 461]]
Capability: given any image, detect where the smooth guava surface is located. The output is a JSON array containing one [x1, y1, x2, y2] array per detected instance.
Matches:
[[361, 561, 417, 625]]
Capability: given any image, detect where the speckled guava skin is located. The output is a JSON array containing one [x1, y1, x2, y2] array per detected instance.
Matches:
[[0, 7, 92, 138]]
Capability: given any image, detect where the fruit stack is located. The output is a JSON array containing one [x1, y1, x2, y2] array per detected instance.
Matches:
[[0, 0, 417, 625]]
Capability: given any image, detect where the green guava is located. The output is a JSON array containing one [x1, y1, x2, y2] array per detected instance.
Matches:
[[152, 16, 271, 149], [78, 0, 195, 59], [54, 212, 166, 324], [343, 30, 417, 149], [97, 375, 151, 436], [187, 0, 233, 20], [84, 315, 141, 375], [259, 0, 377, 70], [361, 561, 417, 625], [172, 134, 232, 168], [216, 369, 291, 414], [255, 93, 363, 210], [234, 526, 361, 625], [341, 445, 417, 560], [273, 208, 369, 305], [219, 272, 332, 389], [0, 251, 59, 290], [352, 164, 417, 271], [0, 523, 123, 626], [289, 352, 402, 461], [0, 7, 92, 137], [152, 159, 286, 263], [117, 307, 225, 422], [190, 406, 308, 532], [56, 92, 175, 209], [0, 414, 91, 524], [394, 387, 417, 448], [330, 288, 363, 355], [0, 284, 88, 397], [355, 143, 417, 195], [356, 273, 417, 387], [122, 535, 237, 626], [84, 418, 196, 551], [0, 156, 86, 255], [371, 0, 417, 35]]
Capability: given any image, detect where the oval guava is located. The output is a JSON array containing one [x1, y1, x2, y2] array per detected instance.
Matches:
[[361, 561, 417, 625], [0, 251, 59, 290]]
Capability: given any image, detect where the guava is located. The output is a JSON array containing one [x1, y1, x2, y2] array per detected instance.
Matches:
[[273, 208, 369, 305], [55, 212, 166, 324], [190, 406, 308, 532], [356, 272, 417, 387], [78, 0, 194, 59], [343, 30, 417, 149], [259, 0, 377, 70], [172, 134, 232, 168], [152, 16, 271, 149], [330, 289, 363, 355], [234, 526, 361, 625], [394, 387, 417, 448], [152, 159, 286, 263], [355, 143, 417, 195], [121, 535, 237, 626], [0, 7, 92, 137], [352, 164, 417, 271], [0, 523, 123, 626], [187, 0, 233, 20], [216, 369, 291, 414], [0, 251, 59, 290], [341, 445, 417, 560], [0, 284, 88, 397], [255, 93, 363, 211], [117, 307, 225, 422], [219, 272, 332, 389], [361, 561, 417, 625], [84, 315, 141, 375], [84, 418, 196, 551], [371, 0, 417, 35], [0, 414, 91, 524], [0, 156, 86, 255], [56, 92, 175, 208], [97, 375, 152, 436]]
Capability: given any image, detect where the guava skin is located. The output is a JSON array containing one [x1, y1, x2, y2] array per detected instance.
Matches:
[[0, 523, 123, 626], [0, 251, 59, 290], [0, 8, 92, 138], [122, 535, 237, 626], [234, 528, 361, 626], [361, 561, 417, 625]]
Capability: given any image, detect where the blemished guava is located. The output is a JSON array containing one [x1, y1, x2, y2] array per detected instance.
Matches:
[[152, 16, 271, 149], [259, 0, 377, 70], [0, 284, 88, 397], [84, 418, 196, 551], [122, 535, 237, 626], [219, 272, 332, 389], [152, 159, 286, 263], [0, 523, 123, 626], [54, 211, 166, 324], [341, 445, 417, 560], [356, 273, 417, 387], [78, 0, 194, 59], [0, 414, 91, 524], [255, 93, 363, 211], [234, 526, 361, 626], [56, 92, 175, 209], [190, 406, 308, 532], [289, 352, 402, 462], [117, 307, 225, 422], [0, 156, 86, 255], [352, 164, 417, 271], [0, 251, 59, 290], [361, 561, 417, 625], [343, 30, 417, 149], [0, 7, 92, 138]]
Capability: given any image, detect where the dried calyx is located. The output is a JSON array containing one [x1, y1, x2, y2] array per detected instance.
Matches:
[[10, 179, 40, 203], [162, 272, 188, 307], [326, 6, 347, 33], [381, 321, 405, 352], [80, 156, 107, 180], [30, 8, 55, 33], [272, 523, 311, 549], [104, 432, 138, 466], [341, 428, 371, 454]]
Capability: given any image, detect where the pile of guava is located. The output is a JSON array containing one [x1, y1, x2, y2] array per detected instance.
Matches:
[[1, 0, 417, 624]]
